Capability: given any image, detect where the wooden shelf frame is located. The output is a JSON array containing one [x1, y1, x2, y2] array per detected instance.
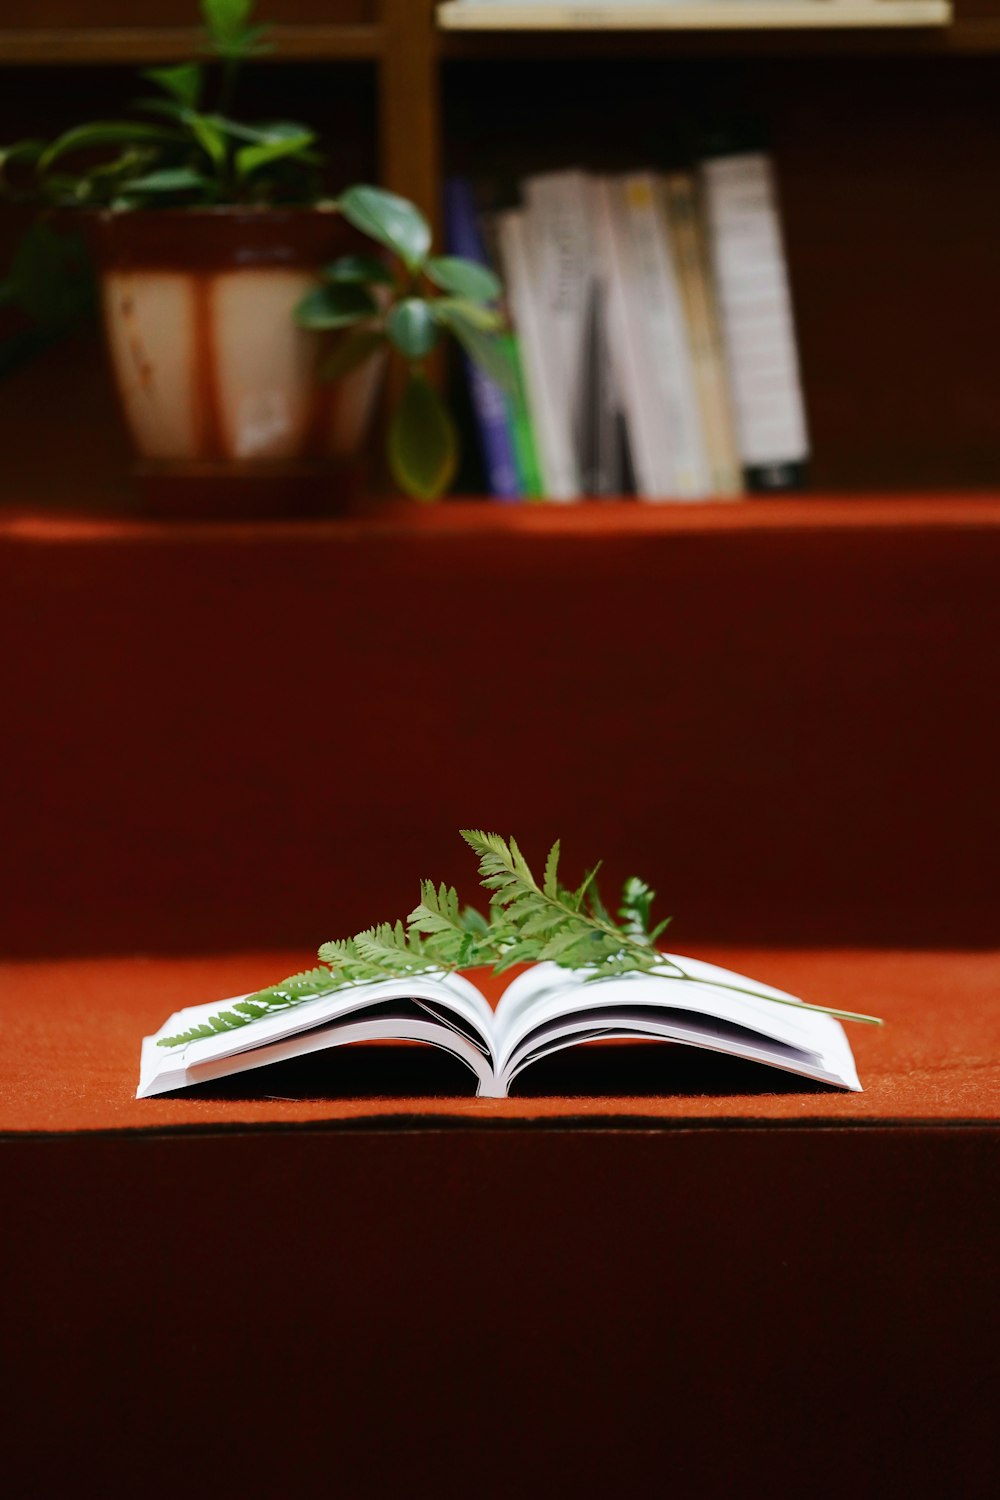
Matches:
[[6, 495, 1000, 545], [10, 6, 1000, 67], [0, 23, 385, 66]]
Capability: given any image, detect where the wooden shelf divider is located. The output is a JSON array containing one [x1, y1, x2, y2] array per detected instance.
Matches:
[[0, 23, 384, 66], [5, 495, 1000, 546]]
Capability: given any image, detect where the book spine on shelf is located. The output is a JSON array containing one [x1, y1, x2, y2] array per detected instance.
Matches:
[[591, 177, 651, 496], [700, 151, 809, 492], [444, 178, 521, 501], [495, 208, 580, 501], [521, 170, 603, 497], [662, 172, 744, 500], [500, 331, 546, 497], [619, 172, 713, 500], [597, 177, 678, 498], [479, 207, 545, 498], [521, 169, 628, 496]]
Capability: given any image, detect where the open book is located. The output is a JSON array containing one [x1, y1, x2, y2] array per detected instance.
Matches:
[[138, 952, 861, 1098]]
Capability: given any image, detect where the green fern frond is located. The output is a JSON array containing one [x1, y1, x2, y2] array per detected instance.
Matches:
[[542, 839, 560, 899], [158, 830, 883, 1048], [618, 876, 657, 944]]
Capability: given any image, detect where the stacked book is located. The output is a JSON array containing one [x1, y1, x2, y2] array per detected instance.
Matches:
[[446, 154, 809, 502]]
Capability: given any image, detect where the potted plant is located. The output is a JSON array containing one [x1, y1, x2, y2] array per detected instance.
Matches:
[[0, 0, 510, 502]]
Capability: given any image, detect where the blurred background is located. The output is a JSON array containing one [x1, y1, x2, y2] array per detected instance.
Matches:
[[2, 0, 998, 960]]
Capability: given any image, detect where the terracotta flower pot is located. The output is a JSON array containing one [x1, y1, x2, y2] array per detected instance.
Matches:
[[88, 206, 382, 485]]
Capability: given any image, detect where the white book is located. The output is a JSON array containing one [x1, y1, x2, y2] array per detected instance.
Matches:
[[662, 171, 743, 499], [618, 172, 713, 499], [593, 177, 677, 498], [522, 169, 628, 494], [700, 151, 809, 481], [138, 953, 862, 1100], [521, 170, 595, 426], [495, 208, 580, 500]]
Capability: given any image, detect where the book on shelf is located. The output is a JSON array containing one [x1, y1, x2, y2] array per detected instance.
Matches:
[[662, 172, 744, 498], [444, 179, 521, 500], [700, 151, 810, 492], [495, 207, 581, 499], [459, 150, 805, 503], [138, 952, 862, 1100]]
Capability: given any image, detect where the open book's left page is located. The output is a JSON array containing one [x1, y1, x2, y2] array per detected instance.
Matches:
[[137, 972, 499, 1099]]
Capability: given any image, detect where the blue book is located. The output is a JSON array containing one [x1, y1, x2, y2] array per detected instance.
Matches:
[[444, 178, 521, 501]]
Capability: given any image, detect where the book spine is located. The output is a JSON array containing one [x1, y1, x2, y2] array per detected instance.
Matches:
[[495, 208, 580, 501], [699, 151, 809, 491], [444, 178, 521, 501], [521, 169, 627, 496], [478, 208, 545, 498], [619, 172, 712, 500], [522, 170, 604, 497], [599, 178, 673, 499], [591, 177, 650, 496], [662, 172, 743, 500], [500, 331, 545, 497]]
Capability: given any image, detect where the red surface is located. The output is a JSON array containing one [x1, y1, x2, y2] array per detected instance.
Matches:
[[2, 498, 999, 956], [2, 947, 998, 1132]]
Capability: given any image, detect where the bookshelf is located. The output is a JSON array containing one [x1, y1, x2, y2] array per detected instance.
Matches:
[[2, 0, 1000, 501]]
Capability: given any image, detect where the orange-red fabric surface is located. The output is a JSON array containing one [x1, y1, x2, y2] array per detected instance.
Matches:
[[3, 946, 998, 1132], [3, 500, 1000, 957]]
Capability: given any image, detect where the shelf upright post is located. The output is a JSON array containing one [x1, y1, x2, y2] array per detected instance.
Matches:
[[379, 0, 441, 234], [377, 0, 444, 415]]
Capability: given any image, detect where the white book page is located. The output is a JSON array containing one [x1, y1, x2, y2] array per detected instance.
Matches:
[[502, 1020, 857, 1094], [137, 970, 497, 1098], [493, 959, 860, 1090], [139, 1013, 498, 1100]]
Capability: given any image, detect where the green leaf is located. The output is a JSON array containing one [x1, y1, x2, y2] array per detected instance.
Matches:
[[319, 329, 385, 382], [425, 255, 501, 303], [235, 131, 314, 179], [433, 302, 515, 392], [459, 905, 490, 936], [294, 283, 378, 330], [386, 298, 440, 359], [39, 122, 182, 174], [124, 168, 213, 196], [433, 297, 503, 332], [204, 116, 306, 145], [324, 253, 395, 286], [618, 876, 657, 943], [338, 185, 431, 273], [543, 840, 561, 900], [202, 0, 255, 34], [201, 0, 267, 57], [142, 63, 203, 110], [388, 372, 457, 501], [0, 138, 44, 187], [188, 113, 229, 170]]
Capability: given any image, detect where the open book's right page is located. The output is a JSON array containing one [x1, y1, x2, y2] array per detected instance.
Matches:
[[491, 956, 861, 1095]]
